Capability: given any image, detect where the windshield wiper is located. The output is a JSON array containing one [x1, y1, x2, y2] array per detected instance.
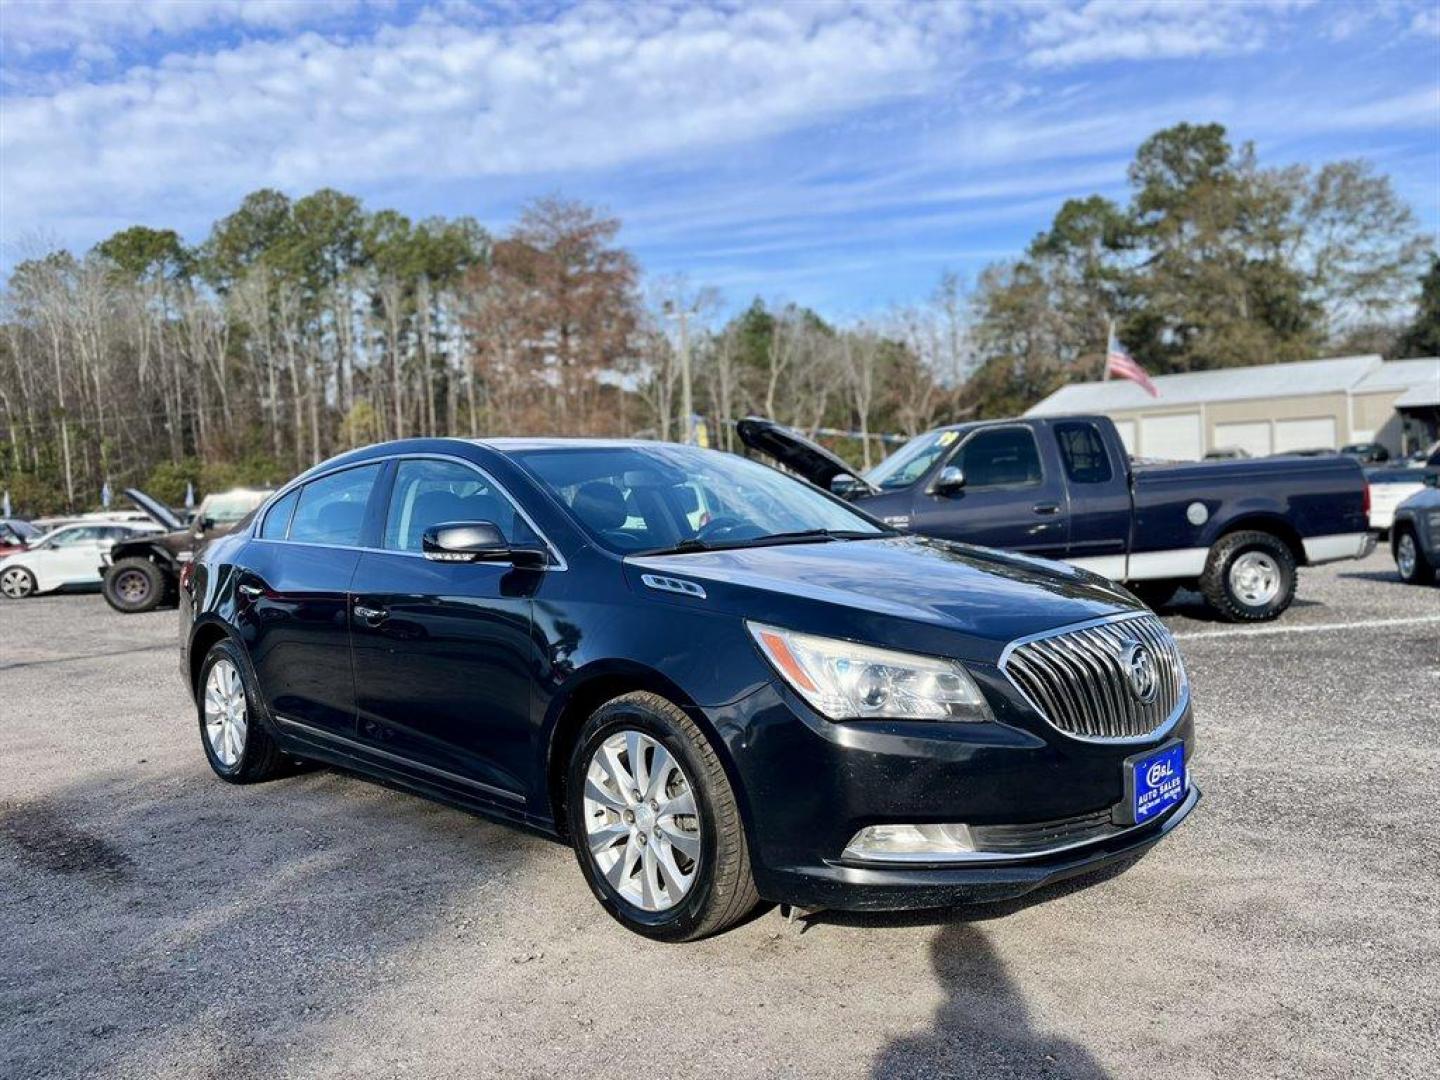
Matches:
[[640, 529, 881, 557]]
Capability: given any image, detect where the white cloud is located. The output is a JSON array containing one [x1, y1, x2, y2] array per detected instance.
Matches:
[[1020, 0, 1312, 68], [0, 1, 369, 57], [0, 3, 967, 232]]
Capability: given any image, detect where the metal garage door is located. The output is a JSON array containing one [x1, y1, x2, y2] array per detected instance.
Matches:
[[1274, 417, 1336, 454], [1213, 421, 1272, 458], [1140, 413, 1201, 461], [1112, 419, 1136, 455]]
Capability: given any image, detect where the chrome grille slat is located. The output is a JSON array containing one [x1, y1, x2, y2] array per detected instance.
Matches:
[[1001, 614, 1187, 742]]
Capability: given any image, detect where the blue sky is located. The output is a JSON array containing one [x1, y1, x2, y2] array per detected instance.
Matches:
[[2, 1, 1437, 315]]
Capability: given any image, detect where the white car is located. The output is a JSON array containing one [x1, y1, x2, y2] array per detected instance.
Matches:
[[0, 521, 162, 599], [1366, 467, 1429, 534]]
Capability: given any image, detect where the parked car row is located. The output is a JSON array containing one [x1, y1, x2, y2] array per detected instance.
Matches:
[[0, 487, 271, 603]]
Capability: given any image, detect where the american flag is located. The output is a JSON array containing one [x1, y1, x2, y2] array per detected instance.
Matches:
[[1106, 329, 1159, 397]]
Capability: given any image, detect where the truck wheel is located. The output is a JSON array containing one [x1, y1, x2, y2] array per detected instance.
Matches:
[[1200, 531, 1296, 622], [103, 557, 166, 613], [1393, 528, 1435, 585], [1129, 580, 1180, 611]]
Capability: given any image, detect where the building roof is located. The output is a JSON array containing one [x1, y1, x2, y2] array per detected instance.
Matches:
[[1351, 356, 1440, 395], [1025, 354, 1385, 415]]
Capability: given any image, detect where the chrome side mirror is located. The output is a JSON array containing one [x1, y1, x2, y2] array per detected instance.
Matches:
[[933, 466, 966, 494], [421, 520, 546, 567], [829, 474, 862, 496]]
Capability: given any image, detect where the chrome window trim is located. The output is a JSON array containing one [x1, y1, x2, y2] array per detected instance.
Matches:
[[251, 451, 567, 571], [998, 610, 1190, 745]]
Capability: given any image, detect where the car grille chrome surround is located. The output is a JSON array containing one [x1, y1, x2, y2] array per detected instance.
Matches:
[[1000, 612, 1188, 742]]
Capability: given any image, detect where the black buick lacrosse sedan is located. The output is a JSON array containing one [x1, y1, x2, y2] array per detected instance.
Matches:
[[181, 437, 1198, 940]]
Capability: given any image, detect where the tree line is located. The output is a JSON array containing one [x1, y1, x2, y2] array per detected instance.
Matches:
[[1, 122, 1434, 513]]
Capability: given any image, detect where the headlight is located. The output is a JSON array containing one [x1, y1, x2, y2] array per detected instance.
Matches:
[[747, 622, 993, 722]]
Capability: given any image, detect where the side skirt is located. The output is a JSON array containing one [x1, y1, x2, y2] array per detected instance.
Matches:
[[271, 715, 559, 838]]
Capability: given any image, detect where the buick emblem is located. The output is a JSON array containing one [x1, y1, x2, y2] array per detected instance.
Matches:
[[1119, 640, 1159, 704]]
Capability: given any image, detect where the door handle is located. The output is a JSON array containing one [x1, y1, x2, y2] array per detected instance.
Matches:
[[237, 583, 264, 600], [1032, 503, 1061, 516], [353, 603, 389, 625]]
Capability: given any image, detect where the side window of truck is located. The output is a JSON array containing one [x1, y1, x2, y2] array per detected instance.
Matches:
[[1055, 422, 1114, 484], [956, 428, 1043, 488]]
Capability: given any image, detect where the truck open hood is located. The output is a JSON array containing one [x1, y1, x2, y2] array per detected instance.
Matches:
[[123, 487, 184, 531], [734, 417, 877, 494]]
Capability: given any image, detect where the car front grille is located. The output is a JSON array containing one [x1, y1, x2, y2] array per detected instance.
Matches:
[[1000, 613, 1187, 741]]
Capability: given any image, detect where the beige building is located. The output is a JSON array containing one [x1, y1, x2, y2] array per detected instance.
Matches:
[[1025, 354, 1440, 461]]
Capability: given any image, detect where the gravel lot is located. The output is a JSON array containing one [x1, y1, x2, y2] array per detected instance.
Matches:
[[2, 549, 1437, 1080]]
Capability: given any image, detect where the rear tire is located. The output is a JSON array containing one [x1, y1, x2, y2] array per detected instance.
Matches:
[[102, 557, 167, 613], [1199, 530, 1297, 622], [0, 566, 36, 599], [1394, 527, 1435, 585], [197, 640, 284, 784], [566, 691, 759, 941]]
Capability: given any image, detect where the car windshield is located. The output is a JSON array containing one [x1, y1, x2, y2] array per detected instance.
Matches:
[[864, 429, 960, 490], [510, 444, 887, 555], [202, 491, 269, 523]]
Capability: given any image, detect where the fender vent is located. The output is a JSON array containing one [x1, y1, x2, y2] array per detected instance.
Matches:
[[641, 574, 706, 599]]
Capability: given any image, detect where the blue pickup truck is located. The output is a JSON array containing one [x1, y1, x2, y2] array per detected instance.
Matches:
[[738, 415, 1373, 622]]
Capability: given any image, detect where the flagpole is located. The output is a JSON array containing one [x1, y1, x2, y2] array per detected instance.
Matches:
[[1103, 317, 1113, 381]]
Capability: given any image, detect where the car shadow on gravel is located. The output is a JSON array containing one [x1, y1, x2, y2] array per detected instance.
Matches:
[[870, 922, 1109, 1079], [0, 767, 549, 1080]]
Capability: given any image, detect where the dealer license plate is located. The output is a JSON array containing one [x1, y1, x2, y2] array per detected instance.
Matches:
[[1128, 742, 1186, 824]]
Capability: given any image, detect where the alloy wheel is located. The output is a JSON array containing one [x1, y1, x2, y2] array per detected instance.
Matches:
[[203, 659, 248, 768], [582, 729, 701, 912], [1229, 551, 1281, 606], [1396, 534, 1417, 579], [0, 567, 34, 598]]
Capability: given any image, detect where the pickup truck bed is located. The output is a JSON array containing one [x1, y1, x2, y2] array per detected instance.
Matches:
[[738, 414, 1372, 622]]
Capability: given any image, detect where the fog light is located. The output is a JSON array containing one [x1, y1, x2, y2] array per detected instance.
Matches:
[[843, 823, 976, 861]]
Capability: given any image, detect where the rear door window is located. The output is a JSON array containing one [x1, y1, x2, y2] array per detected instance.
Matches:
[[259, 489, 300, 540], [288, 465, 382, 547], [1055, 422, 1114, 484]]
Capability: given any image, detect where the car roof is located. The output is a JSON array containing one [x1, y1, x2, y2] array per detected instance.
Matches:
[[475, 437, 703, 453]]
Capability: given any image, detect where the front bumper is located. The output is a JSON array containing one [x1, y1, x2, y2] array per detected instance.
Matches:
[[709, 675, 1198, 912], [760, 785, 1199, 911]]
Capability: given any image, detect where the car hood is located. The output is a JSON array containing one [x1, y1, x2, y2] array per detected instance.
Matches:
[[1398, 486, 1440, 512], [123, 488, 184, 531], [627, 535, 1142, 656], [734, 417, 876, 493]]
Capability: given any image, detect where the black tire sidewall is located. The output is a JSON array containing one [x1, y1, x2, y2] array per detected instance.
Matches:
[[1208, 533, 1296, 620], [196, 639, 264, 783], [104, 558, 165, 613], [566, 701, 724, 941], [1394, 528, 1432, 584]]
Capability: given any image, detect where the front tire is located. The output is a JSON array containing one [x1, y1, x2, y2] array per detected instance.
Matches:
[[566, 692, 759, 941], [1199, 530, 1297, 622], [102, 557, 167, 613], [0, 566, 36, 599], [1394, 527, 1435, 585], [197, 640, 284, 783]]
